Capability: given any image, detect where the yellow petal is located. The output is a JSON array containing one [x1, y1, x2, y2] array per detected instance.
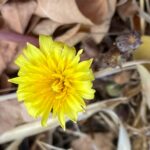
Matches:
[[39, 35, 53, 55], [58, 111, 66, 130]]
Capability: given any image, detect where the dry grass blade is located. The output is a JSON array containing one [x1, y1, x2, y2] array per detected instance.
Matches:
[[5, 139, 23, 150], [137, 65, 150, 109], [146, 0, 150, 13], [140, 0, 145, 34], [0, 93, 17, 102], [0, 97, 128, 144], [117, 124, 131, 150], [94, 60, 150, 79], [98, 110, 131, 150], [0, 118, 59, 144], [134, 0, 150, 24], [37, 141, 68, 150]]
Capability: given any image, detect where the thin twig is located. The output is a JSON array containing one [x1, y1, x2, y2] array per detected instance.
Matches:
[[145, 0, 150, 14], [5, 139, 23, 150], [0, 93, 17, 102], [0, 97, 128, 144], [140, 0, 145, 34], [94, 60, 150, 79]]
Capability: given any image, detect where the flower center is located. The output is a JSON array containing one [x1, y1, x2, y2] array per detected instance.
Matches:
[[51, 74, 70, 94]]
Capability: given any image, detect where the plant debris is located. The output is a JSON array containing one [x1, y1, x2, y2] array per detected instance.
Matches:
[[0, 0, 150, 150]]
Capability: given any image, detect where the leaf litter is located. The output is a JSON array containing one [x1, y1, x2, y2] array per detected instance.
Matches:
[[0, 0, 150, 149]]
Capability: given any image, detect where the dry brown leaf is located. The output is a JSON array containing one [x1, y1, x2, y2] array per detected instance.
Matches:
[[65, 32, 88, 46], [26, 15, 41, 34], [71, 135, 98, 150], [1, 1, 37, 33], [71, 133, 114, 150], [90, 21, 111, 43], [92, 133, 114, 150], [117, 0, 128, 6], [0, 40, 17, 75], [6, 42, 29, 74], [137, 65, 150, 109], [81, 37, 99, 58], [35, 0, 93, 25], [0, 99, 33, 135], [33, 19, 61, 35], [113, 72, 131, 85], [0, 0, 8, 9], [117, 124, 131, 150], [76, 0, 116, 42], [0, 100, 128, 144], [0, 73, 11, 91], [76, 0, 116, 24], [35, 0, 116, 43], [55, 24, 81, 43], [117, 0, 138, 21], [99, 110, 131, 150]]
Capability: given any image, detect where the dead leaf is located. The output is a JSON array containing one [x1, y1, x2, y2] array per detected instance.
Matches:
[[117, 0, 128, 6], [0, 99, 33, 135], [90, 21, 111, 43], [35, 0, 116, 43], [76, 0, 116, 42], [65, 32, 88, 46], [81, 37, 99, 58], [113, 72, 131, 85], [6, 42, 27, 74], [117, 124, 131, 150], [35, 0, 93, 25], [0, 40, 17, 75], [71, 135, 98, 150], [99, 110, 131, 150], [26, 15, 41, 34], [0, 0, 8, 9], [1, 1, 37, 33], [0, 73, 11, 91], [92, 133, 114, 150], [71, 133, 114, 150], [55, 24, 81, 43], [75, 0, 116, 24], [137, 65, 150, 109], [117, 0, 138, 21], [33, 19, 61, 35]]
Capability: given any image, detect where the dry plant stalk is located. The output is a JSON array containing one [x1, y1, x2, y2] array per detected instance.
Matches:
[[0, 97, 128, 144]]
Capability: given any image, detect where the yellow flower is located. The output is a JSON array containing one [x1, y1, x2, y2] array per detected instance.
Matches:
[[9, 35, 95, 129]]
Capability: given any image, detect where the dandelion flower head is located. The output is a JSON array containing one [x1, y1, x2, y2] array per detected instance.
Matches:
[[9, 35, 95, 129]]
